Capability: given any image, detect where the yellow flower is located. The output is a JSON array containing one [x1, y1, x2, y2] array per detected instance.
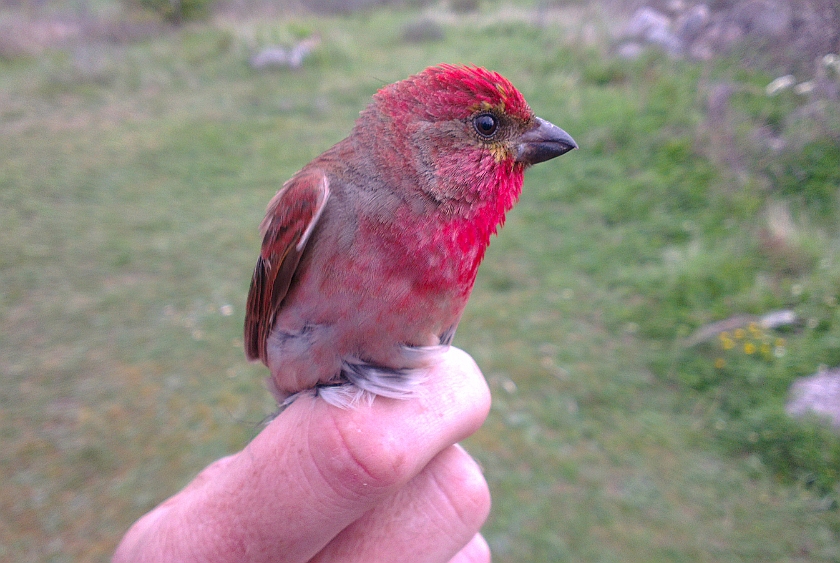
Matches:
[[748, 322, 762, 336], [734, 328, 746, 340], [721, 337, 735, 350], [714, 358, 726, 369], [744, 342, 756, 355]]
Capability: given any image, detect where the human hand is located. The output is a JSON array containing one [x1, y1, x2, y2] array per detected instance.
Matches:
[[113, 347, 492, 563]]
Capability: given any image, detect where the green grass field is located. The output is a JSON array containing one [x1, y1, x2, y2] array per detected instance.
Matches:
[[2, 2, 839, 561]]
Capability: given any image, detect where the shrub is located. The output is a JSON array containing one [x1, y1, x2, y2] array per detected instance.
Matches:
[[135, 0, 215, 24]]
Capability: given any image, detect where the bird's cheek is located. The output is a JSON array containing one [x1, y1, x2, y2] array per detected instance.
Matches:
[[489, 143, 513, 163]]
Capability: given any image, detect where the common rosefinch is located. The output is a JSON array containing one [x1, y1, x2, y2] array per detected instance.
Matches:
[[244, 64, 576, 406]]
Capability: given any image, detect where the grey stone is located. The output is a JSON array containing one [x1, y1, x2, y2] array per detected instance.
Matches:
[[732, 0, 792, 38], [249, 36, 320, 70], [787, 370, 840, 429], [675, 3, 709, 44], [623, 7, 672, 41], [616, 41, 646, 60]]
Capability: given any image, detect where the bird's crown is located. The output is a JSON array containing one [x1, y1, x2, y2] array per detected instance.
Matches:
[[373, 64, 533, 123]]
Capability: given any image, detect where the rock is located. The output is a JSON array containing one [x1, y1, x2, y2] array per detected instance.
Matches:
[[814, 54, 840, 101], [623, 7, 672, 41], [760, 309, 798, 329], [685, 314, 758, 346], [765, 74, 796, 95], [623, 6, 685, 56], [675, 3, 709, 44], [646, 24, 684, 55], [688, 38, 714, 61], [288, 37, 320, 68], [250, 47, 290, 69], [691, 16, 744, 60], [616, 41, 646, 60], [732, 0, 792, 38], [684, 309, 797, 346], [787, 369, 840, 429], [250, 36, 320, 70], [706, 82, 735, 123], [614, 0, 835, 67], [666, 0, 686, 15]]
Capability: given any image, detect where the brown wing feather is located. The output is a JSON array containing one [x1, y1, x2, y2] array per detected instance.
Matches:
[[244, 169, 330, 363]]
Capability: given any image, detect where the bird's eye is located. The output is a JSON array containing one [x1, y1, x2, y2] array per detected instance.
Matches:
[[473, 113, 498, 138]]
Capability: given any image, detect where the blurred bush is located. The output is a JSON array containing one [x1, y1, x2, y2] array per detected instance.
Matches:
[[133, 0, 215, 24], [400, 18, 445, 43], [306, 0, 434, 15]]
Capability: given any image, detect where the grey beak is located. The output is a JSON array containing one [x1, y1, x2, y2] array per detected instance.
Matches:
[[515, 117, 577, 165]]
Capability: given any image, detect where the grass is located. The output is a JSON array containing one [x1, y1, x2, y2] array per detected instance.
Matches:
[[1, 1, 839, 561]]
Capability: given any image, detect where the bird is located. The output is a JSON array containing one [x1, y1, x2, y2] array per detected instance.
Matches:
[[244, 64, 576, 407]]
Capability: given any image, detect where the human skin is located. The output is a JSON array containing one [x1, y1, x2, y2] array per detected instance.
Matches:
[[113, 347, 492, 563]]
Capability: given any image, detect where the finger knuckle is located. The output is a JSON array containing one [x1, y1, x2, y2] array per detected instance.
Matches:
[[312, 411, 412, 500]]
